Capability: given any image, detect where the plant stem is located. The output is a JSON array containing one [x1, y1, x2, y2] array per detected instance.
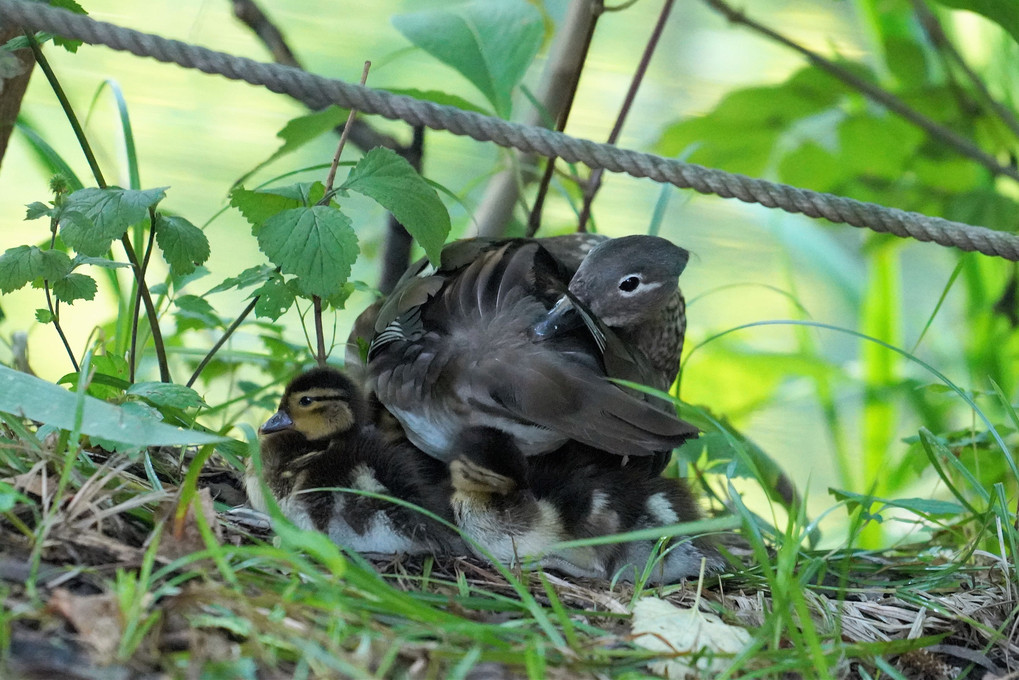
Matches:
[[577, 0, 673, 232], [703, 0, 1019, 184], [323, 61, 371, 198], [43, 283, 79, 372], [120, 234, 170, 382], [128, 211, 158, 382], [26, 32, 105, 187], [910, 0, 1019, 142], [313, 296, 326, 368], [527, 1, 603, 237], [187, 295, 259, 388]]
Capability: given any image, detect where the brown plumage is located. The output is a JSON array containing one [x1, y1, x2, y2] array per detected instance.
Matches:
[[449, 427, 723, 584], [364, 236, 698, 467]]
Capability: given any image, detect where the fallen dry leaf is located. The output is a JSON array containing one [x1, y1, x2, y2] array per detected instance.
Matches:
[[631, 596, 752, 678], [46, 587, 122, 662]]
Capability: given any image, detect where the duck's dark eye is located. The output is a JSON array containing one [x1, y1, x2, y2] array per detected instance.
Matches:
[[299, 396, 314, 406], [619, 276, 640, 292]]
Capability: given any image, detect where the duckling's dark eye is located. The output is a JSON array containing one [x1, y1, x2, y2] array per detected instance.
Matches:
[[299, 396, 314, 406], [619, 276, 640, 292]]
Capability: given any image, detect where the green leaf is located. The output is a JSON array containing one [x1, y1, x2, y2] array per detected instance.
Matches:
[[52, 273, 97, 303], [393, 0, 543, 118], [128, 381, 207, 409], [0, 245, 72, 293], [930, 0, 1019, 45], [256, 205, 359, 298], [59, 186, 166, 257], [34, 309, 53, 324], [656, 66, 848, 176], [382, 88, 490, 115], [829, 488, 964, 518], [206, 265, 275, 295], [70, 255, 131, 270], [0, 365, 226, 447], [342, 147, 450, 264], [26, 202, 52, 220], [48, 0, 87, 52], [252, 276, 296, 320], [174, 295, 222, 332], [231, 183, 325, 231], [155, 214, 211, 276], [0, 480, 23, 512]]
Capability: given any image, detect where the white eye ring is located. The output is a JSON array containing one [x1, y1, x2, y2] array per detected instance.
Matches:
[[619, 275, 641, 292]]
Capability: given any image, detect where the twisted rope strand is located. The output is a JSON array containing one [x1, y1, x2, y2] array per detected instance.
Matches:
[[3, 0, 1019, 260]]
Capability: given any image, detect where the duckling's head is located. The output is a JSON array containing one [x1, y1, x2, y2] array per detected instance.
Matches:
[[260, 367, 367, 444], [568, 235, 689, 327]]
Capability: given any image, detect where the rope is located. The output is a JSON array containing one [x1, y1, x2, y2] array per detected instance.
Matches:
[[4, 0, 1019, 261]]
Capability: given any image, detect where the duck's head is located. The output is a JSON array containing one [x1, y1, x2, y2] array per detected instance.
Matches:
[[260, 367, 367, 443], [533, 236, 689, 335]]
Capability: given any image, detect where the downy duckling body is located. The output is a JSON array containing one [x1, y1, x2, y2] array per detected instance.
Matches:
[[450, 427, 723, 584], [248, 367, 459, 557]]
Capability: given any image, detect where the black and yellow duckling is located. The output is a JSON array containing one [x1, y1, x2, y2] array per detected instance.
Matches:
[[449, 427, 723, 584], [247, 367, 459, 557], [365, 236, 698, 467]]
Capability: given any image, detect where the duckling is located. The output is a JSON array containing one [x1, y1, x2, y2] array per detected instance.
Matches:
[[449, 427, 723, 585], [247, 367, 459, 557], [366, 237, 698, 465]]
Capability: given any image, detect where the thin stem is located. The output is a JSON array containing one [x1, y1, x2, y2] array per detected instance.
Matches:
[[120, 235, 170, 382], [703, 0, 1019, 185], [911, 0, 1019, 141], [26, 32, 106, 187], [186, 296, 259, 388], [313, 296, 326, 368], [577, 0, 673, 231], [323, 61, 371, 197], [527, 0, 603, 237], [43, 283, 79, 372], [129, 211, 158, 382]]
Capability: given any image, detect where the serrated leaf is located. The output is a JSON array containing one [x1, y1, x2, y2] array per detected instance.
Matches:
[[59, 186, 166, 257], [231, 183, 326, 232], [26, 202, 52, 220], [342, 147, 449, 264], [253, 276, 296, 320], [48, 0, 87, 52], [0, 365, 226, 447], [393, 0, 543, 117], [128, 381, 206, 409], [256, 206, 358, 298], [155, 214, 210, 276], [35, 309, 54, 324], [0, 246, 72, 293], [931, 0, 1019, 45], [52, 273, 97, 303], [174, 295, 222, 332]]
